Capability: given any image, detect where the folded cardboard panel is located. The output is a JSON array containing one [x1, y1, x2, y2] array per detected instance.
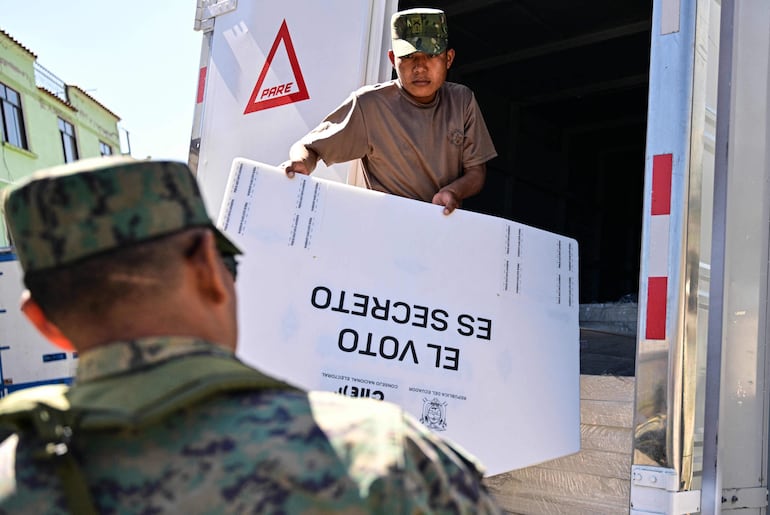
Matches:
[[220, 158, 581, 476]]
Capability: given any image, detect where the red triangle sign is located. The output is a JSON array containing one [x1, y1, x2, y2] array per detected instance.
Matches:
[[244, 20, 310, 114]]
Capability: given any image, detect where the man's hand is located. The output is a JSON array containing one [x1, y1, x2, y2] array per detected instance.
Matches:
[[432, 189, 460, 215], [281, 160, 311, 178], [432, 164, 487, 215]]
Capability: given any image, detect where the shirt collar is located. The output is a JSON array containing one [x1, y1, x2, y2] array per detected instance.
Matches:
[[395, 79, 442, 108], [75, 336, 233, 383]]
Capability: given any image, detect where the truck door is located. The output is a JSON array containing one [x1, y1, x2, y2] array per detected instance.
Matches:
[[190, 0, 397, 219]]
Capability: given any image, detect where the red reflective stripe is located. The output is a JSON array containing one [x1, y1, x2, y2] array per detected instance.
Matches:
[[196, 67, 207, 104], [647, 153, 672, 339], [652, 154, 673, 215], [646, 276, 668, 339]]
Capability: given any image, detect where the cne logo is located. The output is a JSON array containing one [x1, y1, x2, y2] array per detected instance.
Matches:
[[244, 20, 310, 114]]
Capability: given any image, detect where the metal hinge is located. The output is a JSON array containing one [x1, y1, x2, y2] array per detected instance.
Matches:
[[194, 0, 237, 32], [630, 465, 701, 514], [721, 487, 768, 511]]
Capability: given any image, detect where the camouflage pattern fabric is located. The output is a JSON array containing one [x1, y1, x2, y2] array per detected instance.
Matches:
[[2, 156, 240, 273], [0, 338, 502, 514], [391, 8, 449, 57]]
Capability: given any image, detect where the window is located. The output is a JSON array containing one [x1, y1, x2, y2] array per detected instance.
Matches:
[[0, 82, 28, 149], [99, 141, 113, 156], [58, 117, 78, 163]]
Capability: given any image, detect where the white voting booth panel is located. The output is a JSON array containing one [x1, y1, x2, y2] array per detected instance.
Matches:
[[219, 158, 580, 476], [196, 0, 394, 218], [0, 256, 76, 394]]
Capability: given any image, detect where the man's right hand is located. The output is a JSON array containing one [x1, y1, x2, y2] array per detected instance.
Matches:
[[281, 161, 311, 178]]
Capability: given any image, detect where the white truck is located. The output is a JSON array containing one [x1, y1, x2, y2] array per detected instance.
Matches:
[[189, 1, 770, 513], [0, 0, 767, 512]]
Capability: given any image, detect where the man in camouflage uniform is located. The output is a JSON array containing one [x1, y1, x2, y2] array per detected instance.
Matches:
[[283, 8, 497, 215], [0, 156, 502, 514]]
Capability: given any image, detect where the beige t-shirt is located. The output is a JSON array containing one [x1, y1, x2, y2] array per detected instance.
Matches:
[[298, 80, 497, 202]]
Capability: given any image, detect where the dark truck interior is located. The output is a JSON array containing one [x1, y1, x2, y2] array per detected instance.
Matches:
[[398, 0, 653, 375]]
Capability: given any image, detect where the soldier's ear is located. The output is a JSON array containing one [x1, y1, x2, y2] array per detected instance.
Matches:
[[20, 291, 75, 351], [186, 230, 229, 305], [446, 49, 455, 69]]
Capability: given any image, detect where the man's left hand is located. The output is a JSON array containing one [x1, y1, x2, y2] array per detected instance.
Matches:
[[432, 189, 460, 215]]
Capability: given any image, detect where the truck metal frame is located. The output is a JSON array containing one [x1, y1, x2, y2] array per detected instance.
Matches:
[[1, 1, 767, 513], [187, 1, 770, 513]]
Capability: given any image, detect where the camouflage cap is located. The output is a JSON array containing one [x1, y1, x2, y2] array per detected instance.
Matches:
[[391, 8, 449, 58], [2, 156, 241, 273]]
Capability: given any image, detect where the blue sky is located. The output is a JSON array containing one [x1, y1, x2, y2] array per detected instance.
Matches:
[[3, 0, 202, 162]]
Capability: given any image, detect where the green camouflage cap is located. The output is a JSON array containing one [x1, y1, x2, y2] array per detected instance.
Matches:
[[391, 8, 448, 58], [2, 156, 241, 273]]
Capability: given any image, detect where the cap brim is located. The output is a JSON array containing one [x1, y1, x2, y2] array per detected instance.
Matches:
[[213, 227, 243, 255], [392, 38, 447, 57]]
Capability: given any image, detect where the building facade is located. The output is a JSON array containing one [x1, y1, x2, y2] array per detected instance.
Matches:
[[0, 29, 122, 247]]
